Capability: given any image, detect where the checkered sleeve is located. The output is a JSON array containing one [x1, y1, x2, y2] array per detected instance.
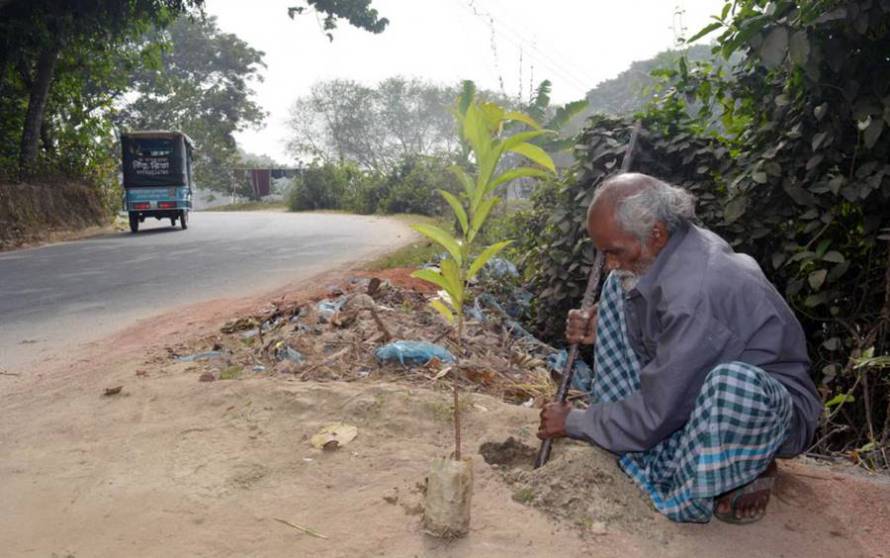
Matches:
[[566, 302, 739, 452]]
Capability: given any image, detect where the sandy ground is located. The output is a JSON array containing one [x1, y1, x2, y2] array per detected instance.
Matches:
[[1, 274, 889, 558]]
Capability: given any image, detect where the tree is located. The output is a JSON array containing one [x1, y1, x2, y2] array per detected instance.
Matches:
[[412, 92, 556, 537], [118, 16, 267, 193], [287, 0, 388, 40], [287, 77, 467, 172], [0, 0, 203, 174]]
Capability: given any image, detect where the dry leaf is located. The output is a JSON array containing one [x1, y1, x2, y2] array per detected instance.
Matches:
[[310, 422, 358, 450]]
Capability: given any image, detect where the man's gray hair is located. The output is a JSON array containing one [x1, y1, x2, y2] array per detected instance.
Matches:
[[590, 173, 696, 241]]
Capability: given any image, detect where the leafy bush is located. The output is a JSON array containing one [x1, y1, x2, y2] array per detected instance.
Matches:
[[288, 155, 462, 216], [287, 162, 355, 211], [380, 155, 461, 216]]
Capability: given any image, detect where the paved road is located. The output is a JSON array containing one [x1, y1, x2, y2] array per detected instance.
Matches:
[[0, 212, 411, 370]]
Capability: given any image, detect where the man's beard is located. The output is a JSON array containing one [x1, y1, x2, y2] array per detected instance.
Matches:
[[613, 270, 641, 292], [614, 258, 654, 292]]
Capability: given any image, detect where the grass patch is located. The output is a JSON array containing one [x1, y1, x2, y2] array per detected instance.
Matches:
[[205, 201, 287, 212], [219, 366, 243, 380], [365, 213, 452, 271], [512, 487, 535, 504]]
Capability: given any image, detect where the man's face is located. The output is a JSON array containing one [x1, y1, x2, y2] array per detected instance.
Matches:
[[587, 202, 660, 290]]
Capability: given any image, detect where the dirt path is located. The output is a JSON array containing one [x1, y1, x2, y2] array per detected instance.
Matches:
[[1, 273, 887, 558]]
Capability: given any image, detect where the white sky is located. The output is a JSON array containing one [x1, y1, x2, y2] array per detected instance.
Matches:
[[206, 0, 722, 164]]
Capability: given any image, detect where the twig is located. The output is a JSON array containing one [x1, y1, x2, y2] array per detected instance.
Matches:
[[297, 347, 350, 378], [0, 371, 21, 376], [273, 518, 328, 539], [365, 306, 393, 341]]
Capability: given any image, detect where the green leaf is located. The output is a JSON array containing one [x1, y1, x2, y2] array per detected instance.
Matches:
[[462, 103, 491, 160], [440, 258, 463, 306], [752, 171, 768, 184], [412, 224, 463, 266], [789, 30, 810, 65], [825, 393, 855, 408], [429, 299, 454, 323], [468, 240, 512, 280], [487, 166, 550, 194], [498, 130, 553, 154], [439, 190, 468, 234], [864, 117, 884, 149], [758, 26, 789, 69], [822, 251, 845, 263], [724, 197, 747, 224], [686, 21, 722, 44], [508, 142, 556, 173], [469, 197, 500, 242], [503, 111, 542, 129], [480, 102, 506, 132], [808, 269, 827, 289], [449, 165, 475, 200], [457, 80, 476, 117], [411, 269, 454, 297]]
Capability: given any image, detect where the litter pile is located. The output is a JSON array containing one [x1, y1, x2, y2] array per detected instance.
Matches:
[[167, 266, 588, 406]]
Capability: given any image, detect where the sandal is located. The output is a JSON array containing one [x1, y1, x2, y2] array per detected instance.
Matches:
[[713, 474, 776, 525]]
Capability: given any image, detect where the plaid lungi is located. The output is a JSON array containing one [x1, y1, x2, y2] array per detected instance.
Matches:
[[591, 272, 793, 523]]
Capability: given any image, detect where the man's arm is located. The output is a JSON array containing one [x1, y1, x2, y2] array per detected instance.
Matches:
[[563, 303, 736, 452]]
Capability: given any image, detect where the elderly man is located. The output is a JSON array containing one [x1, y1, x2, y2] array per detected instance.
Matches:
[[538, 173, 821, 524]]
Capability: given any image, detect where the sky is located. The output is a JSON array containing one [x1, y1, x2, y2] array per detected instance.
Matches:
[[206, 0, 723, 164]]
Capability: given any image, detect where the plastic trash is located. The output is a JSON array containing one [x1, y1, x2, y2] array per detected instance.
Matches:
[[482, 257, 518, 278], [545, 350, 594, 393], [375, 341, 455, 366], [176, 350, 223, 362], [476, 294, 537, 340], [466, 297, 486, 322], [504, 288, 533, 319], [276, 345, 304, 363], [316, 298, 345, 320]]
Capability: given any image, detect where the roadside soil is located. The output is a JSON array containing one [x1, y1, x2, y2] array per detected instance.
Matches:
[[0, 181, 111, 252], [1, 270, 888, 558]]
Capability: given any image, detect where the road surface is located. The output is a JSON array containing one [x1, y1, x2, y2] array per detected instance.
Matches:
[[0, 211, 411, 371]]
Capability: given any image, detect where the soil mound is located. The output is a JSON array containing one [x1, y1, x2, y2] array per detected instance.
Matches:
[[484, 438, 663, 537]]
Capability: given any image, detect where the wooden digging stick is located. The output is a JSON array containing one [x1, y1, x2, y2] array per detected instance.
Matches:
[[534, 120, 642, 469]]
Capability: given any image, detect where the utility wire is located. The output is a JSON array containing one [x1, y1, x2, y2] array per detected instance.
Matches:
[[485, 0, 594, 92], [455, 0, 591, 99]]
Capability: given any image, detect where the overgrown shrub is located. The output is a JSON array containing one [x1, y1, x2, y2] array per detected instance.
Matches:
[[288, 155, 461, 216], [287, 162, 354, 211], [380, 155, 460, 216]]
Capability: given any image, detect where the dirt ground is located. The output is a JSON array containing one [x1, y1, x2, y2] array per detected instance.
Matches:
[[1, 271, 889, 558]]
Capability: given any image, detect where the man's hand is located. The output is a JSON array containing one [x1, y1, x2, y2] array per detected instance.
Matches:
[[565, 306, 597, 345], [537, 402, 572, 440]]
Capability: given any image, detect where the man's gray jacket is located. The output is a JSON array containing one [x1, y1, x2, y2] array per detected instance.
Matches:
[[565, 223, 822, 456]]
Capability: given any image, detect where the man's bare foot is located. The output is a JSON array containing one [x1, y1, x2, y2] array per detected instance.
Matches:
[[714, 461, 777, 524]]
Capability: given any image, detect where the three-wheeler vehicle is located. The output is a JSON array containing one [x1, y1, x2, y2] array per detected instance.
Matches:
[[121, 130, 194, 233]]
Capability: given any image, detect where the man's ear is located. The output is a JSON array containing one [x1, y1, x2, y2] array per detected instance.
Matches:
[[650, 222, 669, 252]]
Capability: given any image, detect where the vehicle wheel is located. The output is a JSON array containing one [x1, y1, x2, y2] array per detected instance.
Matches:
[[129, 212, 139, 233], [180, 210, 188, 230]]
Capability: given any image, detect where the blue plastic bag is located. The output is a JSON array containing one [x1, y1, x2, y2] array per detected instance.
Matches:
[[316, 298, 345, 320], [545, 350, 594, 394], [375, 341, 455, 366], [482, 257, 518, 278]]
